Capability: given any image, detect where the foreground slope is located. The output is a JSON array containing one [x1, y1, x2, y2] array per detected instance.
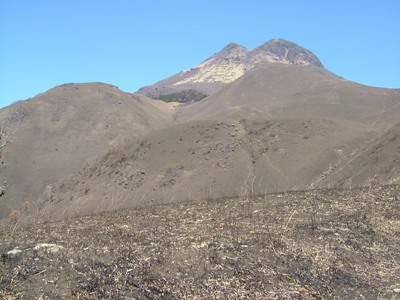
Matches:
[[2, 185, 400, 299], [0, 83, 175, 218]]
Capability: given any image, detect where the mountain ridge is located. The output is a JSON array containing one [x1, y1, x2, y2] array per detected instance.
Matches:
[[136, 39, 327, 102], [0, 38, 399, 221]]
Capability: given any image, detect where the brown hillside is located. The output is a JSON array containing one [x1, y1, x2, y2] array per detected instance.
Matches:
[[180, 63, 400, 128], [323, 121, 400, 187], [36, 117, 373, 221], [0, 83, 175, 218]]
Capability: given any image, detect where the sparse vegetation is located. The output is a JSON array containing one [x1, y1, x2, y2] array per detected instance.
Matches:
[[1, 185, 400, 299], [157, 89, 207, 103]]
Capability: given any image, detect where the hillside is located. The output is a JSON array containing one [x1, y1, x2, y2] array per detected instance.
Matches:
[[1, 185, 400, 299], [35, 117, 373, 221], [0, 83, 175, 218], [322, 121, 400, 187], [179, 63, 400, 128]]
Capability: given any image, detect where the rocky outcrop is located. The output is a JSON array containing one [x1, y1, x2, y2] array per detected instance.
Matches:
[[136, 39, 325, 101]]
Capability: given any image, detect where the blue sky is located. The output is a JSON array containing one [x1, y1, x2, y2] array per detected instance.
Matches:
[[1, 0, 399, 108]]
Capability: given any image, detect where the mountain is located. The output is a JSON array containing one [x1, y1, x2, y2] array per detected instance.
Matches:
[[0, 83, 175, 218], [1, 38, 399, 222], [38, 64, 400, 220], [136, 39, 331, 102], [2, 38, 400, 300]]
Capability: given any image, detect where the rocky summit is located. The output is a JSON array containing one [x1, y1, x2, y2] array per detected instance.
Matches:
[[136, 39, 328, 102]]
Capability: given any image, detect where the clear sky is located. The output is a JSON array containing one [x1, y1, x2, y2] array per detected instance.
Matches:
[[1, 0, 399, 108]]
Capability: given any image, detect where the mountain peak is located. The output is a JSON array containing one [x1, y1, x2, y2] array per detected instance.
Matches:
[[213, 42, 248, 60], [250, 39, 324, 68], [136, 38, 326, 101], [220, 42, 247, 52]]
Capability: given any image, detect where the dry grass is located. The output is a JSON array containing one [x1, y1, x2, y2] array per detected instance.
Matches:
[[1, 185, 400, 299]]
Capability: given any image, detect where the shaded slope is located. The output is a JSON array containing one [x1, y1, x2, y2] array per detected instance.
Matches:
[[0, 83, 175, 218]]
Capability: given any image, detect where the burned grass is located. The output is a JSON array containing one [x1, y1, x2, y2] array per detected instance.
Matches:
[[1, 185, 400, 299]]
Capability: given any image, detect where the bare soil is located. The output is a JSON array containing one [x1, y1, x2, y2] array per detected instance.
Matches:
[[1, 185, 400, 299]]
